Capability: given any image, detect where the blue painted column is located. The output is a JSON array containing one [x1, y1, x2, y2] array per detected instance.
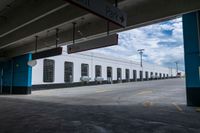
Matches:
[[0, 60, 12, 94], [0, 53, 32, 94], [183, 11, 200, 106], [12, 53, 32, 94]]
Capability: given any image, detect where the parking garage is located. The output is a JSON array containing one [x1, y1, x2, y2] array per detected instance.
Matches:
[[0, 0, 200, 132]]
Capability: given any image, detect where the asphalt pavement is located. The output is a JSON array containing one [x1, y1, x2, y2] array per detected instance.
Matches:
[[0, 78, 200, 133]]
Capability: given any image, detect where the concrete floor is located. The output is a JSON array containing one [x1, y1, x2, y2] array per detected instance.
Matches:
[[0, 79, 200, 133]]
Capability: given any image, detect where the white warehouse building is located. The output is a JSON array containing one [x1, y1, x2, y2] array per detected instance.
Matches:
[[32, 50, 178, 89]]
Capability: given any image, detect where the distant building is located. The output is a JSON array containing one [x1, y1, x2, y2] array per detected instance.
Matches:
[[32, 50, 179, 89]]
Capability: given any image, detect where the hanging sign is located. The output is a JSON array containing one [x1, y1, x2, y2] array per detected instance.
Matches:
[[68, 34, 118, 54], [65, 0, 127, 27], [32, 47, 63, 60]]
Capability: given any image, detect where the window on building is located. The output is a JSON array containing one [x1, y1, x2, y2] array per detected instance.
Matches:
[[81, 64, 89, 77], [133, 70, 137, 81], [163, 74, 165, 78], [64, 62, 73, 83], [95, 65, 102, 77], [43, 59, 55, 82], [117, 68, 122, 80], [140, 71, 143, 80], [145, 71, 149, 80], [107, 67, 112, 78], [126, 69, 130, 81]]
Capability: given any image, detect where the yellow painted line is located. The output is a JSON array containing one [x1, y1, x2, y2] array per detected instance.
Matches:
[[196, 108, 200, 112], [172, 102, 183, 112], [143, 101, 153, 107], [96, 90, 112, 93], [96, 90, 106, 93], [137, 91, 152, 95]]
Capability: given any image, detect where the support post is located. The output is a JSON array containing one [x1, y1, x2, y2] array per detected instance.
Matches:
[[183, 11, 200, 106], [0, 54, 32, 94]]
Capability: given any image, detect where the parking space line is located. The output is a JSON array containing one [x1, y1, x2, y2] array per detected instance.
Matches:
[[196, 108, 200, 112], [137, 91, 152, 95], [172, 102, 183, 112], [143, 101, 153, 107], [96, 90, 112, 93]]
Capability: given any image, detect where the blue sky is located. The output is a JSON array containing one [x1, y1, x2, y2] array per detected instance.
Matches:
[[92, 17, 185, 71]]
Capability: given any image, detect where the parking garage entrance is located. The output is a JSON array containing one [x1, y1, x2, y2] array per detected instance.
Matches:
[[0, 2, 199, 107]]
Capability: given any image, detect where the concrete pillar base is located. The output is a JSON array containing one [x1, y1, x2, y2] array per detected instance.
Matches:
[[187, 88, 200, 106]]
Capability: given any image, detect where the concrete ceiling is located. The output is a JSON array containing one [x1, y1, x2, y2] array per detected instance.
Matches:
[[0, 0, 199, 58], [0, 0, 15, 12]]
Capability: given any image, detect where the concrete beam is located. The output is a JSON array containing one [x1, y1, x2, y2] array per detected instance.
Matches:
[[125, 0, 200, 30], [0, 5, 88, 49], [3, 15, 112, 57], [0, 0, 67, 37], [0, 0, 124, 50], [2, 0, 200, 57]]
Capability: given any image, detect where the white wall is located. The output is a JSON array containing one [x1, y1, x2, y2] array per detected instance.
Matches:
[[32, 51, 179, 85]]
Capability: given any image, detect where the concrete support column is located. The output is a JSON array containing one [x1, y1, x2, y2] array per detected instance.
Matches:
[[183, 11, 200, 106], [0, 54, 32, 94]]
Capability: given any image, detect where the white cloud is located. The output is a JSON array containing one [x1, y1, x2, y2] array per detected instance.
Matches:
[[92, 17, 185, 71]]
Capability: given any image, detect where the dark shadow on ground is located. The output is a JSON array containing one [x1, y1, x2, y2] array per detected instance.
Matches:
[[0, 97, 199, 133]]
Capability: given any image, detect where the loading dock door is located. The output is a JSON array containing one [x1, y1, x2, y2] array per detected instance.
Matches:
[[139, 71, 143, 81], [159, 73, 162, 79], [155, 73, 158, 80], [145, 71, 149, 80], [107, 67, 112, 83], [117, 68, 122, 83], [133, 70, 137, 81], [126, 69, 130, 82], [150, 72, 153, 80], [64, 62, 74, 83]]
